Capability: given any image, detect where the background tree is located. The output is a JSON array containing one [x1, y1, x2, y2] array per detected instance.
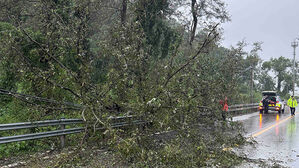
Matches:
[[188, 0, 229, 45], [257, 71, 276, 91], [262, 56, 292, 94]]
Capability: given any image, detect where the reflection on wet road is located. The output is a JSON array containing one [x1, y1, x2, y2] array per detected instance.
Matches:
[[233, 108, 299, 167]]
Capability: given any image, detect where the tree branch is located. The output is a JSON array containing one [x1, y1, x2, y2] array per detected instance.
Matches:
[[164, 23, 220, 88]]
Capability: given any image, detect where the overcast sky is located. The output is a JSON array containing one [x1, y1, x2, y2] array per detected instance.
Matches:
[[221, 0, 299, 61]]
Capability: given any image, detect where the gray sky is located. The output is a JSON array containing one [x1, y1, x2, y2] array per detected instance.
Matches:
[[221, 0, 299, 61]]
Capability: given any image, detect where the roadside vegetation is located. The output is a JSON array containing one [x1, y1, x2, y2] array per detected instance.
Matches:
[[0, 0, 298, 167]]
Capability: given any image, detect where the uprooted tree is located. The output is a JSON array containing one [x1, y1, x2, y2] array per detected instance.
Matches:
[[0, 0, 250, 166]]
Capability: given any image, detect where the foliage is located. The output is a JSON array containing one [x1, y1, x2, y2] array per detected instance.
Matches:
[[262, 56, 292, 94], [0, 0, 291, 167]]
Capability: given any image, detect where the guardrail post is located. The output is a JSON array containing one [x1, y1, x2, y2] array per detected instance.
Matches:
[[60, 117, 65, 148], [29, 127, 36, 146]]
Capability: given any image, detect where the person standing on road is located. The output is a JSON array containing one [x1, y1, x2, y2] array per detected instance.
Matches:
[[262, 95, 270, 113], [219, 96, 228, 121], [287, 96, 297, 115]]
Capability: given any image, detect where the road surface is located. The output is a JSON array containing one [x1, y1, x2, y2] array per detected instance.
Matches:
[[233, 108, 299, 167]]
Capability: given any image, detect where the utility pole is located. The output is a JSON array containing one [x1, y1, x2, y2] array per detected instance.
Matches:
[[291, 40, 298, 97], [250, 66, 254, 104]]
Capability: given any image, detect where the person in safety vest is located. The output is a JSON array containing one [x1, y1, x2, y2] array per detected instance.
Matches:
[[287, 96, 298, 116], [219, 96, 228, 121]]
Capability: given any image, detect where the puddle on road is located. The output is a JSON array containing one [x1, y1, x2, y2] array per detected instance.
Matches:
[[236, 116, 299, 168], [232, 110, 299, 167], [235, 143, 292, 168]]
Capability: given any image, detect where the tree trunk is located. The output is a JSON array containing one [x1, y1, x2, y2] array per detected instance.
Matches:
[[277, 74, 282, 93], [121, 0, 127, 24], [190, 0, 197, 45]]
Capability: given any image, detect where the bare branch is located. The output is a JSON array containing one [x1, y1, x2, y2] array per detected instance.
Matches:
[[164, 23, 220, 88]]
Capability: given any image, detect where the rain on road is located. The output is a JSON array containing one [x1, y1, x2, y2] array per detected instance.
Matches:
[[233, 108, 299, 167]]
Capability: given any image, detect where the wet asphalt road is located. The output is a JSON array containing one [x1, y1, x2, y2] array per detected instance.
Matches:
[[233, 108, 299, 167]]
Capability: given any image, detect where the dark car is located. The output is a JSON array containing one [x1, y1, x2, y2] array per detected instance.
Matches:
[[258, 91, 285, 114]]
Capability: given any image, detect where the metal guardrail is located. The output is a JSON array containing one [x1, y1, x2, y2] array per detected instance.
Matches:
[[228, 103, 259, 112], [0, 128, 84, 144], [0, 119, 84, 131], [96, 120, 148, 130], [0, 116, 148, 146], [0, 103, 262, 146], [0, 118, 84, 146]]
